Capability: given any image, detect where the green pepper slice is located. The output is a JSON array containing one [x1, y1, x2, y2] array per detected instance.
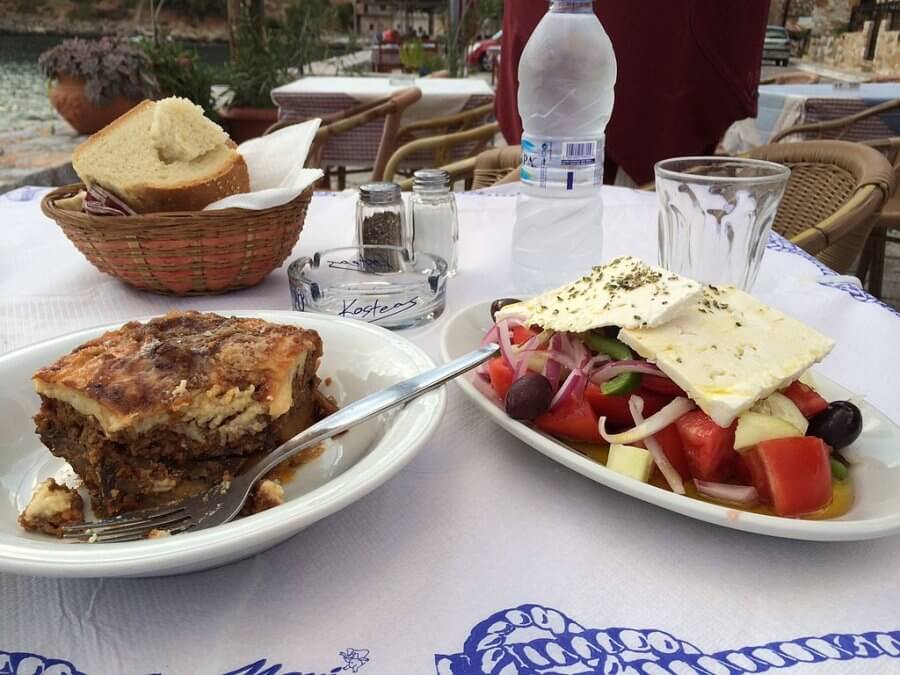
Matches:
[[584, 331, 641, 396]]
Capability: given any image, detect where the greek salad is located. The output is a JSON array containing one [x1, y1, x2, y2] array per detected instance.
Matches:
[[473, 257, 861, 518]]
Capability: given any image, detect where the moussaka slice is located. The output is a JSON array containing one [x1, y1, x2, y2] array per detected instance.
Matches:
[[31, 311, 323, 517]]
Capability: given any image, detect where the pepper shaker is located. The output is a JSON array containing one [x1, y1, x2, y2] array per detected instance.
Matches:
[[409, 169, 458, 276], [356, 182, 409, 270]]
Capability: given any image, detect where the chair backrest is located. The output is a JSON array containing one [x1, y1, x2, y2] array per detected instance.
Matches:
[[382, 121, 499, 182], [265, 94, 395, 136], [472, 146, 521, 190], [770, 98, 900, 144], [306, 87, 422, 180], [747, 140, 895, 273], [266, 87, 422, 182], [395, 103, 495, 147]]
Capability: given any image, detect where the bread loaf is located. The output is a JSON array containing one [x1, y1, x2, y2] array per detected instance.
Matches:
[[72, 98, 250, 213]]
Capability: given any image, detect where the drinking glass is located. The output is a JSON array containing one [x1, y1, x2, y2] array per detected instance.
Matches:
[[655, 157, 790, 290]]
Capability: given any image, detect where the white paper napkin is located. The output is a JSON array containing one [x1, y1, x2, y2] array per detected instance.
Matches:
[[205, 118, 324, 211]]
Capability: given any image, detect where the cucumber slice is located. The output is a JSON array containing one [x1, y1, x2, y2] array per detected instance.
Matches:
[[735, 412, 803, 451], [752, 392, 809, 434]]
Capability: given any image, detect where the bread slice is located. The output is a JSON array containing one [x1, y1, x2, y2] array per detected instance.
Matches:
[[72, 98, 250, 213]]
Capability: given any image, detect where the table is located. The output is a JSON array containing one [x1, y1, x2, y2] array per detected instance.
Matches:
[[271, 76, 495, 169], [722, 82, 900, 154], [2, 185, 899, 675]]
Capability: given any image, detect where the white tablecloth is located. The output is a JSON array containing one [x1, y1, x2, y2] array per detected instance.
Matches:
[[272, 76, 495, 123], [721, 82, 900, 154], [1, 186, 899, 675]]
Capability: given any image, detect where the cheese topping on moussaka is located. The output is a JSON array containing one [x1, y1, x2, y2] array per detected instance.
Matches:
[[32, 311, 321, 436]]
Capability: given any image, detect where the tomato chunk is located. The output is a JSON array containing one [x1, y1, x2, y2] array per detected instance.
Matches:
[[641, 375, 686, 397], [675, 410, 737, 482], [651, 423, 691, 481], [511, 325, 538, 346], [782, 381, 828, 418], [584, 385, 669, 427], [535, 394, 602, 444], [753, 437, 832, 516], [488, 357, 515, 400], [737, 449, 772, 503]]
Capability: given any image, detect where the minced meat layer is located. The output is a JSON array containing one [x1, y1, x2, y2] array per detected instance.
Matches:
[[34, 368, 323, 517]]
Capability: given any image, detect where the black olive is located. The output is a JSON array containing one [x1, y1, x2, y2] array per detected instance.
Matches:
[[806, 401, 863, 451], [505, 373, 553, 421], [490, 298, 521, 322]]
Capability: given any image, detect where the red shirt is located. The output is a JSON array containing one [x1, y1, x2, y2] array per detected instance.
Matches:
[[496, 1, 768, 184]]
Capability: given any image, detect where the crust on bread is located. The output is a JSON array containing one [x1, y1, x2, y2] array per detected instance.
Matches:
[[126, 153, 250, 213]]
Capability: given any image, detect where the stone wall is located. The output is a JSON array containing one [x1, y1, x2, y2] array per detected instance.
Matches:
[[811, 0, 856, 35], [873, 19, 900, 73], [808, 17, 900, 73], [808, 21, 871, 68]]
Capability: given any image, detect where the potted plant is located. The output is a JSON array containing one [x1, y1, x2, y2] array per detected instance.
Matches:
[[39, 37, 160, 135], [219, 0, 334, 142]]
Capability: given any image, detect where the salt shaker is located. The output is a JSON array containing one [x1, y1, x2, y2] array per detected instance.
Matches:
[[356, 182, 409, 270], [409, 169, 458, 276]]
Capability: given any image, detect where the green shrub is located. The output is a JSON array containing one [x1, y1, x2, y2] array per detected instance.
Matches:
[[141, 38, 218, 120]]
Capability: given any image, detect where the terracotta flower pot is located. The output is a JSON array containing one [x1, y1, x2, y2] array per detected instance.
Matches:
[[48, 75, 142, 135], [219, 106, 279, 144]]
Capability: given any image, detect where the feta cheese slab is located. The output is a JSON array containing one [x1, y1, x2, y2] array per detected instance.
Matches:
[[495, 256, 703, 332], [618, 285, 834, 427]]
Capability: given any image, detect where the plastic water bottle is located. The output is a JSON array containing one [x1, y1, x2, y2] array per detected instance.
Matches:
[[512, 0, 617, 294]]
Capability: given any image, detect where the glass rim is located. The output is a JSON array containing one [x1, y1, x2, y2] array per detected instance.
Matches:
[[654, 156, 791, 185], [287, 246, 448, 280]]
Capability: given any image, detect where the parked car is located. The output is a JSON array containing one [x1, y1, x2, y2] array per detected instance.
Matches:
[[467, 30, 502, 71], [764, 25, 791, 66]]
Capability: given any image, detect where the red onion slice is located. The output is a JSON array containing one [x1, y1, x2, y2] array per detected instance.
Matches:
[[513, 355, 530, 380], [629, 396, 685, 495], [496, 319, 517, 367], [480, 324, 500, 347], [549, 368, 587, 411], [591, 360, 665, 384], [599, 397, 696, 445], [694, 480, 759, 506], [586, 353, 611, 371], [544, 356, 561, 393]]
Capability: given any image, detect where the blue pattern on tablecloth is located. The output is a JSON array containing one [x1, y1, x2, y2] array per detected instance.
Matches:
[[0, 650, 85, 675], [434, 604, 900, 674], [765, 233, 900, 319]]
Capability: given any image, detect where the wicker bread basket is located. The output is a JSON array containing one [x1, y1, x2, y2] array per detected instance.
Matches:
[[41, 183, 313, 295]]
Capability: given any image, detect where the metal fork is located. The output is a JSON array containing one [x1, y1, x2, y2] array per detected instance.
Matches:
[[62, 343, 500, 543]]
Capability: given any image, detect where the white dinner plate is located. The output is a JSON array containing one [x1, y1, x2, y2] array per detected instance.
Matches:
[[0, 310, 444, 577], [441, 300, 900, 541]]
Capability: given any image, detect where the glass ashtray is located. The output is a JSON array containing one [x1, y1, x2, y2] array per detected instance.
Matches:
[[287, 246, 448, 330]]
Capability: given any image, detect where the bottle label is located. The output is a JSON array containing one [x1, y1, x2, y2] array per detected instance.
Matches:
[[520, 135, 604, 190]]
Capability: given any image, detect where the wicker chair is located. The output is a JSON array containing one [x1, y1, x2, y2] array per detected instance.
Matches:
[[769, 98, 900, 144], [397, 144, 520, 190], [747, 140, 894, 274], [382, 121, 500, 182], [266, 87, 422, 189], [768, 99, 900, 293], [857, 136, 900, 297]]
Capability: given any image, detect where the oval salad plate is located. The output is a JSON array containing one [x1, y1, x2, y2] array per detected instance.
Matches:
[[0, 310, 444, 577], [441, 300, 900, 542]]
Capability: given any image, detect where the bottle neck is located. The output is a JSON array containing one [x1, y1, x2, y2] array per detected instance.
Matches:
[[550, 0, 593, 14]]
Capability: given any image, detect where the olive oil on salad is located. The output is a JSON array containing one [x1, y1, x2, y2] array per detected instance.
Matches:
[[572, 442, 853, 520]]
